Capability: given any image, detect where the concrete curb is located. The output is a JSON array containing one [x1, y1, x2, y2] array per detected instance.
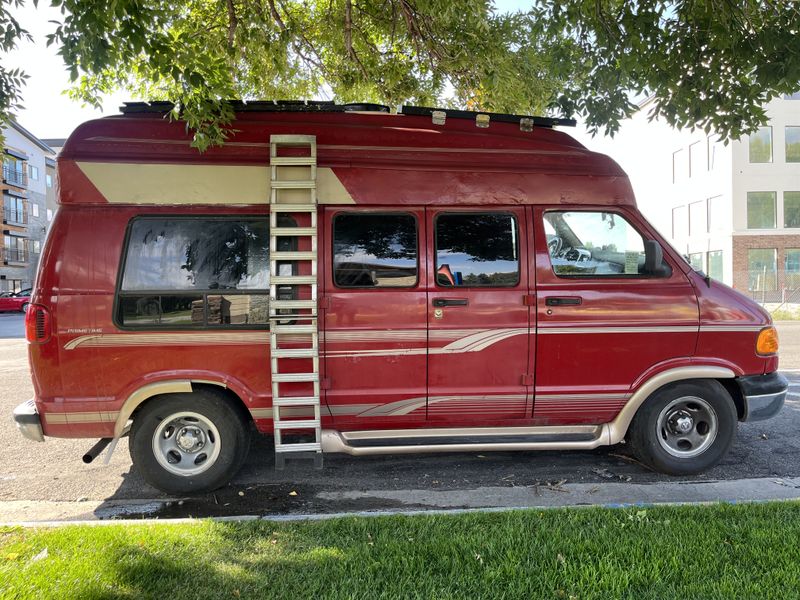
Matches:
[[3, 475, 800, 527]]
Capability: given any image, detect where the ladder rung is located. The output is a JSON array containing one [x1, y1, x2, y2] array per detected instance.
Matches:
[[271, 251, 317, 261], [271, 323, 317, 334], [271, 372, 319, 383], [271, 180, 316, 189], [270, 299, 317, 310], [272, 227, 317, 236], [269, 204, 317, 212], [271, 134, 317, 145], [275, 442, 322, 453], [272, 348, 318, 358], [270, 156, 317, 166], [273, 396, 320, 406], [270, 275, 317, 285], [274, 419, 319, 430]]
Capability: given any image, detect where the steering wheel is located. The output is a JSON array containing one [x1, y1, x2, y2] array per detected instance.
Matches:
[[547, 236, 562, 256]]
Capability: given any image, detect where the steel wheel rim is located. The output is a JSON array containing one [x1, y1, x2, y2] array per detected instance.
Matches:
[[151, 411, 221, 477], [656, 395, 718, 459]]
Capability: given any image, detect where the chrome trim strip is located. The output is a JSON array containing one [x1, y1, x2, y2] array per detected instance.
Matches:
[[536, 326, 697, 335], [339, 424, 602, 441], [698, 325, 765, 333], [44, 411, 119, 425]]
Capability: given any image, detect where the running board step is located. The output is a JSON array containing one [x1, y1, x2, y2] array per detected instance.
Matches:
[[272, 348, 318, 358], [273, 396, 320, 407], [270, 275, 317, 285], [321, 425, 609, 456], [272, 227, 317, 236], [271, 372, 319, 383], [269, 204, 317, 212], [271, 251, 317, 261]]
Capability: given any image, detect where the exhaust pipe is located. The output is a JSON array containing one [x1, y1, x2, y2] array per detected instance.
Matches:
[[82, 438, 112, 464]]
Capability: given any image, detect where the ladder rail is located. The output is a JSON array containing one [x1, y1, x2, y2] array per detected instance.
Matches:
[[268, 134, 322, 469]]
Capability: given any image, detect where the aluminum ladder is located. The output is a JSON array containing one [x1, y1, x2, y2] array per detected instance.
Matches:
[[269, 134, 322, 469]]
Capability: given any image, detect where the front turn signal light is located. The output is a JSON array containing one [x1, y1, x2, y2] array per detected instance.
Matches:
[[756, 326, 779, 356]]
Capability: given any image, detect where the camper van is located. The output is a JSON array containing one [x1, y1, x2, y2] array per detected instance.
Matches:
[[13, 101, 787, 493]]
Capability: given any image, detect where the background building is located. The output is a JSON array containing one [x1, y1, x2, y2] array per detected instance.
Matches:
[[1, 121, 56, 292], [580, 93, 800, 304]]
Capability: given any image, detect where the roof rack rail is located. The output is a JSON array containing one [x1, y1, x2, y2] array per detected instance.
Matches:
[[119, 100, 391, 115], [118, 100, 574, 128], [400, 105, 575, 128]]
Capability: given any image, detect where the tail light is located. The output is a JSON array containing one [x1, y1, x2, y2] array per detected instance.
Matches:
[[25, 305, 52, 344]]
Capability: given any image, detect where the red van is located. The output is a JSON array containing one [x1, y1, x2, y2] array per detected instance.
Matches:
[[13, 102, 787, 494]]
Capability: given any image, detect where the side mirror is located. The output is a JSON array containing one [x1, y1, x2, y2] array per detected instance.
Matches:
[[644, 240, 671, 277]]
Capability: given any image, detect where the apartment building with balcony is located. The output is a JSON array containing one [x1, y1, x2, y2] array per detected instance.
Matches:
[[585, 93, 800, 303], [1, 120, 56, 293]]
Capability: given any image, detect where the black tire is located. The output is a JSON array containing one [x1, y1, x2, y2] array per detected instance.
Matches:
[[628, 380, 737, 475], [129, 391, 251, 494], [20, 302, 29, 313]]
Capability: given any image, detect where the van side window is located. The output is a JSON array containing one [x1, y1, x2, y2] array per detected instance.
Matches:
[[544, 211, 670, 278], [118, 217, 286, 328], [435, 213, 519, 287], [333, 213, 417, 288]]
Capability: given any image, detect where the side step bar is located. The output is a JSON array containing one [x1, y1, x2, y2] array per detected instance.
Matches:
[[320, 425, 612, 456]]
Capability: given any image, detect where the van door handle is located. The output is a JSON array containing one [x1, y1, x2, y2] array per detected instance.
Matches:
[[432, 298, 469, 307], [545, 296, 582, 306]]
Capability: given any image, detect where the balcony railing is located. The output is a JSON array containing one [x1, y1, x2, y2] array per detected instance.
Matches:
[[2, 247, 28, 263], [2, 207, 27, 225], [2, 166, 27, 187]]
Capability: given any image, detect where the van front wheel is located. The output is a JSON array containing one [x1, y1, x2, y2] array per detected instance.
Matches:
[[628, 380, 737, 475], [129, 392, 250, 494]]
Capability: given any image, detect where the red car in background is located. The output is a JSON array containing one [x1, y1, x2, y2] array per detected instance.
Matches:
[[0, 289, 31, 312]]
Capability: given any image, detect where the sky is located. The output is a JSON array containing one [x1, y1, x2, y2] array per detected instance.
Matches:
[[2, 0, 603, 147]]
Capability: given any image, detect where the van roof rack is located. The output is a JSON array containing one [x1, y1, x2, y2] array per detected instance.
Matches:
[[118, 100, 575, 128]]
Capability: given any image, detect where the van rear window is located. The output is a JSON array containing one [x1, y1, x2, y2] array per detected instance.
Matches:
[[117, 217, 284, 328]]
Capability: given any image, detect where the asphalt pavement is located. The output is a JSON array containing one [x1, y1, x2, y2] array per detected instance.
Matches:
[[1, 313, 799, 522]]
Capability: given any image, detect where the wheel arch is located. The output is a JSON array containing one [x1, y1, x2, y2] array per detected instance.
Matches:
[[607, 366, 736, 445], [113, 379, 253, 439]]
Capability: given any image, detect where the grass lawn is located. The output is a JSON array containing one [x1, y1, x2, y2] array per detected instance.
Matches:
[[2, 502, 800, 599]]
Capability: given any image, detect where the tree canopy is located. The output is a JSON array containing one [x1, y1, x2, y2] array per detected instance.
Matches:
[[2, 0, 799, 148]]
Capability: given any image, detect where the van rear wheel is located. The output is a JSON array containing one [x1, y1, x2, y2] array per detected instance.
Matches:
[[129, 391, 251, 494], [628, 380, 737, 475]]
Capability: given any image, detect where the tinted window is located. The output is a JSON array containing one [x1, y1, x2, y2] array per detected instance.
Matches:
[[122, 219, 269, 291], [544, 211, 668, 277], [118, 217, 284, 328], [333, 213, 417, 288], [435, 213, 519, 287]]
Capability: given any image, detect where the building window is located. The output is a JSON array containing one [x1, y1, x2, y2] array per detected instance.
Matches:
[[707, 196, 726, 232], [672, 149, 686, 183], [3, 234, 27, 263], [708, 250, 723, 281], [118, 217, 274, 328], [786, 249, 800, 291], [786, 127, 800, 163], [45, 173, 53, 188], [785, 192, 800, 228], [28, 165, 38, 181], [688, 253, 705, 272], [746, 192, 777, 229], [748, 127, 772, 163], [707, 134, 723, 171], [689, 200, 707, 235], [437, 213, 519, 286], [672, 205, 689, 240], [747, 249, 777, 291], [2, 155, 26, 187], [31, 203, 39, 218], [2, 194, 26, 225], [46, 208, 53, 222], [689, 142, 705, 177], [333, 213, 418, 288], [32, 240, 41, 254]]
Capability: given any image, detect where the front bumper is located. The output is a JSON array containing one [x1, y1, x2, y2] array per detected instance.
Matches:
[[12, 399, 44, 442], [737, 372, 788, 422]]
